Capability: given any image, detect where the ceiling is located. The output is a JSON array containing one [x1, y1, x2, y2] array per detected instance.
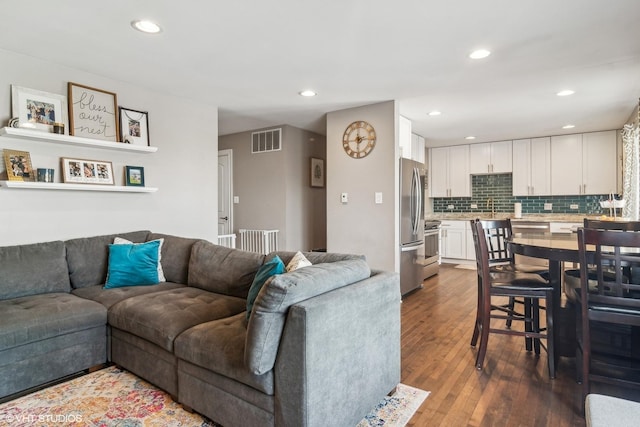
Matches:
[[2, 0, 639, 146]]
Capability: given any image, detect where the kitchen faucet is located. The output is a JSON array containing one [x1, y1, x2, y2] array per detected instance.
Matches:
[[486, 198, 495, 218]]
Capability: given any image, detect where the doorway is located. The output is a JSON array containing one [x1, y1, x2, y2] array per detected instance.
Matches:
[[218, 149, 233, 235]]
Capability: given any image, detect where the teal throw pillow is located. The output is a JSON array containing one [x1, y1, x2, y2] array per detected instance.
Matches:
[[246, 255, 285, 320], [105, 240, 161, 288]]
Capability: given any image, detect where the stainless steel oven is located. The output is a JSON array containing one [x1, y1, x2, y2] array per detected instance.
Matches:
[[424, 220, 441, 279]]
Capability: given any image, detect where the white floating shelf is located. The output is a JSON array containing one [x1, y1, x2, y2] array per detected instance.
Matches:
[[0, 127, 158, 153], [0, 181, 158, 193]]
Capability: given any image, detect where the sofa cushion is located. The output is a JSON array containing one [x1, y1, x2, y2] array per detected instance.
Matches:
[[108, 287, 246, 352], [66, 231, 150, 289], [0, 240, 70, 300], [114, 237, 166, 282], [285, 251, 312, 272], [188, 241, 265, 298], [147, 233, 202, 284], [175, 313, 274, 395], [0, 293, 107, 351], [245, 258, 371, 375], [105, 240, 163, 288], [246, 255, 285, 320], [270, 251, 365, 267], [72, 282, 185, 309]]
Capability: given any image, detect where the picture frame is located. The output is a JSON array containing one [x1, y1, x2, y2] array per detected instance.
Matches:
[[3, 149, 35, 182], [11, 85, 68, 134], [119, 107, 150, 146], [124, 165, 145, 187], [61, 157, 114, 185], [310, 157, 325, 188], [68, 82, 119, 142]]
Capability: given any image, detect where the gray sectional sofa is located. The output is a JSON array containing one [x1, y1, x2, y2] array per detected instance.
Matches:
[[0, 230, 401, 427]]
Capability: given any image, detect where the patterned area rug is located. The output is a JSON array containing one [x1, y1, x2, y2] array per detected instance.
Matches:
[[0, 367, 429, 426]]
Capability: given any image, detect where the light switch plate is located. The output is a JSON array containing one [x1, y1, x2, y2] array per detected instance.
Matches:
[[570, 204, 579, 210], [233, 196, 239, 204], [470, 204, 478, 209], [447, 204, 454, 210], [544, 203, 553, 210], [375, 192, 383, 204], [341, 193, 348, 204]]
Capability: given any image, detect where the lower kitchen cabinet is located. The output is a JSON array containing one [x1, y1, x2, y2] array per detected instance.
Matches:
[[440, 220, 467, 260]]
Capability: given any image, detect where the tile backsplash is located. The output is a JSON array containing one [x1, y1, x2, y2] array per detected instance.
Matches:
[[432, 173, 612, 215]]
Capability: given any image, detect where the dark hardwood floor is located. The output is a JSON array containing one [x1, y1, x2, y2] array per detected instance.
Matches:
[[400, 263, 640, 427]]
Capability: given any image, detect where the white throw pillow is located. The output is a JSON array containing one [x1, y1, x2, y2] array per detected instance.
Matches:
[[285, 251, 312, 272], [113, 237, 166, 282]]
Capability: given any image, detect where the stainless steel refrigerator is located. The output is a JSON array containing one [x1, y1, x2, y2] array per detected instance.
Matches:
[[399, 158, 425, 296]]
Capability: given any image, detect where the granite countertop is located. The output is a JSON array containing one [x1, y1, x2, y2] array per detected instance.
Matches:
[[425, 213, 606, 222]]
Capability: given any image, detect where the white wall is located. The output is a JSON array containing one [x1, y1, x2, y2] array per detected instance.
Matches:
[[326, 101, 399, 272], [0, 49, 219, 245]]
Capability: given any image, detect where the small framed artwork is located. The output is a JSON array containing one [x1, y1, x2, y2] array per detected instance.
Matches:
[[11, 85, 68, 134], [68, 82, 119, 142], [119, 107, 150, 146], [310, 157, 325, 188], [125, 165, 145, 187], [3, 149, 35, 182], [61, 157, 114, 185]]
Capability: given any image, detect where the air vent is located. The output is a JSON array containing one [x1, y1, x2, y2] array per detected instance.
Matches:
[[251, 128, 282, 153]]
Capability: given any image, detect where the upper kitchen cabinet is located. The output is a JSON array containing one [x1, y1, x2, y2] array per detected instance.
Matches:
[[399, 116, 425, 164], [512, 137, 551, 196], [430, 145, 470, 197], [469, 140, 512, 174], [550, 130, 617, 195]]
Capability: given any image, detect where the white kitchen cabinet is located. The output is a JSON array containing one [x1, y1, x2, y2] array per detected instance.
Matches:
[[583, 130, 617, 195], [440, 220, 467, 260], [411, 133, 425, 164], [465, 221, 475, 261], [512, 137, 551, 196], [469, 140, 512, 174], [399, 115, 412, 160], [430, 145, 470, 197], [551, 131, 617, 195]]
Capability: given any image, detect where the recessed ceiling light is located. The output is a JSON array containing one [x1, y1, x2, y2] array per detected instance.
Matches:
[[299, 90, 317, 97], [465, 136, 476, 140], [469, 49, 491, 59], [557, 90, 575, 97], [131, 20, 162, 34], [562, 124, 575, 129], [428, 111, 442, 116]]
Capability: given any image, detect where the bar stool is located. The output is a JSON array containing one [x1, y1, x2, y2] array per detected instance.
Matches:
[[470, 219, 556, 378]]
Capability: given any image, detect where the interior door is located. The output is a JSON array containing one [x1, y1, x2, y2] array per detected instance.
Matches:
[[218, 149, 233, 235]]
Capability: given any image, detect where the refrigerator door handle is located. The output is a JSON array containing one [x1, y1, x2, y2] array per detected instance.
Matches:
[[401, 242, 424, 252]]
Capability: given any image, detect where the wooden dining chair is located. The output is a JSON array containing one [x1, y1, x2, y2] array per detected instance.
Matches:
[[479, 219, 549, 332], [576, 227, 640, 403], [470, 219, 556, 378]]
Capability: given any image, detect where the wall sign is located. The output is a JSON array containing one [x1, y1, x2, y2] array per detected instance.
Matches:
[[68, 82, 119, 142]]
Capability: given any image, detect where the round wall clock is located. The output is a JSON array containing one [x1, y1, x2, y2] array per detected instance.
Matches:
[[342, 121, 376, 159]]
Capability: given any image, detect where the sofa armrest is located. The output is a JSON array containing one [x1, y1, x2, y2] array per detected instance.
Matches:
[[274, 270, 400, 427]]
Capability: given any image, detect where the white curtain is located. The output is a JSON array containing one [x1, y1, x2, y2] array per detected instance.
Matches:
[[622, 103, 640, 220]]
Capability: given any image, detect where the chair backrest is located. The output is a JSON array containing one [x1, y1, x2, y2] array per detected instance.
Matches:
[[470, 220, 491, 283], [478, 219, 514, 266], [583, 218, 640, 232], [577, 227, 640, 312]]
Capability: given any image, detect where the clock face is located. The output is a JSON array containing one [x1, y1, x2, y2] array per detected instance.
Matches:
[[342, 121, 376, 159]]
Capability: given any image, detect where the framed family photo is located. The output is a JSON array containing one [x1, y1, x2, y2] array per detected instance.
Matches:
[[310, 157, 324, 188], [61, 157, 114, 185], [11, 85, 68, 134], [119, 107, 150, 146], [3, 149, 35, 182], [125, 165, 145, 187], [68, 82, 119, 142]]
